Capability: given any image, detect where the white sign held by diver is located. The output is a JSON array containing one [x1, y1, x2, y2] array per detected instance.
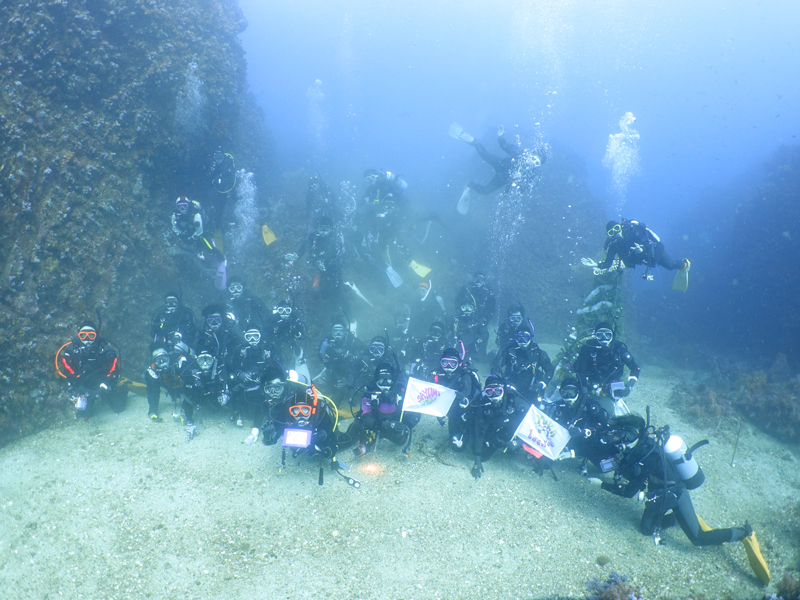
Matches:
[[514, 404, 571, 461], [401, 377, 457, 418]]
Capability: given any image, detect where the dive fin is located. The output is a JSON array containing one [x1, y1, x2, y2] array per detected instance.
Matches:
[[742, 529, 770, 585], [214, 228, 224, 252], [214, 259, 227, 290], [448, 122, 474, 144], [457, 185, 472, 215], [672, 259, 690, 292], [344, 281, 374, 307], [262, 224, 277, 246], [409, 260, 432, 278], [385, 266, 403, 288]]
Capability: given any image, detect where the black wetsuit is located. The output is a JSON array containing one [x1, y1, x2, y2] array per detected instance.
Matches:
[[574, 341, 640, 397], [492, 343, 554, 399], [262, 384, 339, 459], [427, 366, 482, 450], [600, 221, 684, 272], [602, 435, 746, 546], [60, 338, 125, 417], [468, 135, 524, 195], [150, 305, 197, 347]]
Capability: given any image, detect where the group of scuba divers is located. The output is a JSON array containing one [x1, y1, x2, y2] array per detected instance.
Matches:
[[54, 129, 768, 581]]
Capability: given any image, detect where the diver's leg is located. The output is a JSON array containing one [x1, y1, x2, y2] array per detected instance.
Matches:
[[468, 175, 506, 196], [653, 242, 685, 271], [471, 141, 506, 172]]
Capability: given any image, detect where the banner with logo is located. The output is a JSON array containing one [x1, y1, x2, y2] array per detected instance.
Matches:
[[401, 377, 457, 419], [514, 404, 571, 460]]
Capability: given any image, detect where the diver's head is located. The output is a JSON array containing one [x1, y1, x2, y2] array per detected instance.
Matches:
[[175, 196, 190, 215], [289, 396, 313, 427], [244, 328, 261, 347], [151, 346, 171, 373], [173, 340, 190, 357], [559, 378, 581, 404], [483, 374, 505, 403], [262, 365, 286, 402], [459, 300, 476, 317], [440, 348, 461, 374], [506, 302, 524, 327], [374, 363, 395, 391], [606, 221, 622, 240], [164, 293, 179, 314], [428, 321, 445, 341], [594, 322, 614, 348], [227, 280, 244, 300], [331, 322, 347, 342], [472, 272, 486, 288], [514, 323, 534, 348], [273, 299, 293, 320], [205, 312, 223, 332], [315, 215, 333, 236], [368, 336, 387, 359], [417, 281, 430, 299], [77, 322, 98, 347], [196, 351, 215, 373], [377, 197, 396, 218], [605, 414, 646, 451], [307, 175, 321, 192], [363, 168, 379, 185]]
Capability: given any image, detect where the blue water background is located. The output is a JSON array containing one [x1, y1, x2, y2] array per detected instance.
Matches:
[[237, 0, 800, 360]]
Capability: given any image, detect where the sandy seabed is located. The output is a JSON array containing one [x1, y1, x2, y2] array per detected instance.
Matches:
[[1, 349, 798, 600]]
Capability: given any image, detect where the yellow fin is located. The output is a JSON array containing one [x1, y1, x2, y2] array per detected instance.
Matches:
[[672, 259, 690, 292], [696, 513, 712, 532], [262, 224, 277, 246], [742, 530, 770, 585], [214, 228, 224, 252], [409, 260, 432, 278]]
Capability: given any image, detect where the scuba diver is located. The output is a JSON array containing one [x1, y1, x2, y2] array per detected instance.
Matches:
[[264, 294, 307, 373], [182, 348, 230, 440], [351, 363, 419, 456], [196, 304, 244, 373], [362, 168, 408, 205], [405, 281, 447, 344], [457, 273, 496, 329], [491, 321, 553, 400], [426, 347, 482, 452], [466, 374, 530, 479], [495, 302, 526, 352], [261, 367, 341, 462], [144, 343, 192, 424], [150, 292, 197, 348], [58, 321, 125, 419], [590, 417, 756, 549], [408, 320, 449, 378], [573, 322, 640, 412], [316, 320, 359, 404], [581, 219, 690, 285], [228, 325, 277, 438], [224, 278, 268, 331], [286, 214, 345, 295], [304, 174, 343, 225], [452, 292, 489, 366], [347, 335, 400, 391], [171, 196, 227, 290], [449, 123, 549, 212]]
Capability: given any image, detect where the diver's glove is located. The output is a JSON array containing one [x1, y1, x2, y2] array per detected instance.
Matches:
[[587, 477, 603, 487], [580, 257, 598, 267], [245, 427, 259, 444], [471, 459, 484, 480], [285, 253, 299, 263], [497, 125, 505, 137], [218, 392, 229, 406], [626, 376, 637, 390]]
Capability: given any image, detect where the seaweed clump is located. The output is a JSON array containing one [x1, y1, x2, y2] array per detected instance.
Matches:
[[670, 354, 800, 443], [585, 572, 645, 600]]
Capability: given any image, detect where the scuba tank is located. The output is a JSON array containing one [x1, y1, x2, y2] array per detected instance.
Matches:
[[663, 435, 708, 490]]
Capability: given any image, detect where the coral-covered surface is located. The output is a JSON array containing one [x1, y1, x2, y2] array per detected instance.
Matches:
[[0, 0, 272, 446]]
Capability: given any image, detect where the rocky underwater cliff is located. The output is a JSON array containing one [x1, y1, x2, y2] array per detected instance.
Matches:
[[0, 0, 273, 446]]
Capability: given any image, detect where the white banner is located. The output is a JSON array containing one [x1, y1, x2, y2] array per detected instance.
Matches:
[[401, 377, 457, 418], [514, 404, 571, 461]]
